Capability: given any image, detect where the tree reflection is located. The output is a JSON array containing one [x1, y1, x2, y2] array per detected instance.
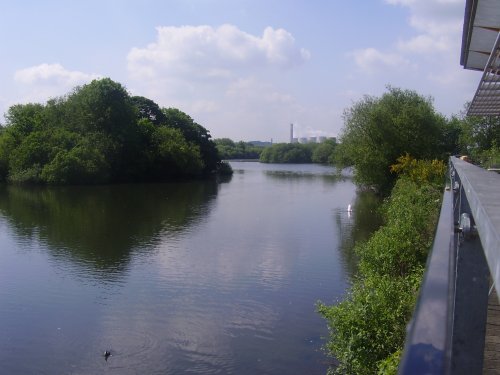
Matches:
[[263, 170, 345, 184], [334, 190, 383, 278], [0, 182, 219, 276]]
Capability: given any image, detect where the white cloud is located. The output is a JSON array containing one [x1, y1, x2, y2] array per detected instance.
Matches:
[[126, 24, 311, 141], [350, 48, 412, 72], [397, 34, 450, 54], [12, 63, 101, 105], [350, 0, 465, 86], [14, 63, 100, 87], [191, 99, 219, 113], [226, 77, 293, 105], [374, 0, 464, 58], [127, 24, 310, 81]]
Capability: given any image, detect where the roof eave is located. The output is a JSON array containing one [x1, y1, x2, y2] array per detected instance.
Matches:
[[461, 0, 478, 68]]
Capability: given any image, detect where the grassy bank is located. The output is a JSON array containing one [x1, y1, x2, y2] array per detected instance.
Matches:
[[318, 156, 446, 374]]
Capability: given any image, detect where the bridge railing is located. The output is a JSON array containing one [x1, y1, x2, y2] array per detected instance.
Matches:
[[398, 156, 500, 374]]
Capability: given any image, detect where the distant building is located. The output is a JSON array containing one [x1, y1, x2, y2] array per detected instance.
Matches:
[[292, 137, 298, 144], [308, 136, 317, 143], [317, 136, 326, 143], [299, 137, 308, 144]]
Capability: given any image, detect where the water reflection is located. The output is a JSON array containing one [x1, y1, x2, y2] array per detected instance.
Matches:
[[0, 163, 381, 374], [334, 190, 383, 277], [0, 182, 218, 278], [263, 170, 346, 185]]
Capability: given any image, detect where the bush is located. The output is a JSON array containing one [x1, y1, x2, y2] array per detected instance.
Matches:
[[390, 154, 446, 188], [318, 273, 422, 375], [318, 159, 444, 374], [216, 161, 233, 176]]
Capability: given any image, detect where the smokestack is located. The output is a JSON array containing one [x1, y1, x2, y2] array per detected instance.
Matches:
[[290, 123, 293, 143]]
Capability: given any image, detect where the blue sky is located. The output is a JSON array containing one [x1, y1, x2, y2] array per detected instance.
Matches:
[[0, 0, 481, 142]]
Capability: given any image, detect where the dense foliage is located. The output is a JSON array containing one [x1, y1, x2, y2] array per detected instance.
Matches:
[[318, 157, 445, 374], [334, 87, 453, 193], [214, 138, 264, 159], [259, 143, 313, 163], [454, 110, 500, 168], [311, 139, 337, 164], [0, 78, 223, 184]]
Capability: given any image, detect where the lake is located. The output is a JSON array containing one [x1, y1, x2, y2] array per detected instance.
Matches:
[[0, 162, 380, 374]]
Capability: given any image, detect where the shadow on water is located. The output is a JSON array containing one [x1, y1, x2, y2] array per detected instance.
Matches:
[[0, 181, 220, 278], [334, 190, 383, 278]]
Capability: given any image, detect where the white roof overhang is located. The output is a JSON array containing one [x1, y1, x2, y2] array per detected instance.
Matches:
[[467, 33, 500, 116], [461, 0, 500, 116]]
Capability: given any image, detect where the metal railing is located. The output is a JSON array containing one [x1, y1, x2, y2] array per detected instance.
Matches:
[[399, 156, 500, 374]]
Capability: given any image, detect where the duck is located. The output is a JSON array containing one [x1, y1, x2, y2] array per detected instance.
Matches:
[[104, 350, 111, 360]]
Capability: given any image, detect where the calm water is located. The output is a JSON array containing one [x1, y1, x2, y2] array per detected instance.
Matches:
[[0, 162, 380, 375]]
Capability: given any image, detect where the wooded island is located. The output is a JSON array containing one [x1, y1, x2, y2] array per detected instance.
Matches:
[[0, 78, 227, 184]]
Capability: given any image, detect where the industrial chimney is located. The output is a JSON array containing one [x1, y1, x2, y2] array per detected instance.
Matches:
[[290, 123, 293, 143]]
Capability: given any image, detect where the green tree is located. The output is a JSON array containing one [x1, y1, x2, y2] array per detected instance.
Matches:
[[0, 129, 18, 181], [336, 87, 446, 193], [163, 108, 219, 174], [4, 103, 46, 137], [459, 113, 500, 154], [312, 139, 336, 164], [149, 126, 204, 177], [131, 95, 167, 125], [40, 134, 111, 184], [260, 143, 314, 163], [65, 78, 136, 136], [455, 108, 500, 167], [215, 138, 264, 159], [0, 78, 222, 184]]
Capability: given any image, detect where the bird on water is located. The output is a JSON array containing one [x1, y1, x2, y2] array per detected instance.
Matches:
[[104, 350, 111, 360]]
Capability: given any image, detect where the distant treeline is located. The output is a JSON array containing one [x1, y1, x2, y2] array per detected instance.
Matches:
[[0, 78, 226, 185], [259, 140, 336, 164], [215, 138, 338, 164], [214, 138, 265, 160]]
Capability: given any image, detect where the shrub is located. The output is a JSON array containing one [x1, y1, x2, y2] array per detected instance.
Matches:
[[390, 154, 446, 188], [318, 272, 422, 375], [318, 159, 445, 374]]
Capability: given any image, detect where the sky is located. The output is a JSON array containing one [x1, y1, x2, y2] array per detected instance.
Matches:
[[0, 0, 482, 142]]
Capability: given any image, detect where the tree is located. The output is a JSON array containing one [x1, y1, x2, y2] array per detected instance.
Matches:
[[4, 103, 46, 137], [149, 126, 204, 178], [312, 139, 336, 164], [214, 138, 264, 159], [63, 78, 136, 137], [162, 108, 219, 174], [336, 87, 446, 193], [260, 143, 313, 163], [0, 78, 222, 184], [131, 96, 167, 125], [453, 106, 500, 167]]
